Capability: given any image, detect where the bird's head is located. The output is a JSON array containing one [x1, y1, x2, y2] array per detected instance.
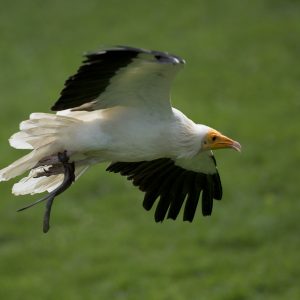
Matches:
[[200, 127, 241, 152]]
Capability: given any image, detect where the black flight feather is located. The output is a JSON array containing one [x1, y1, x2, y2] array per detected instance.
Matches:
[[183, 173, 203, 222], [202, 176, 214, 216], [167, 170, 190, 220], [106, 156, 223, 222], [52, 49, 139, 111]]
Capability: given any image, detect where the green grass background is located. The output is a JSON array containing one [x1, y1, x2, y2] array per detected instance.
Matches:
[[0, 0, 299, 299]]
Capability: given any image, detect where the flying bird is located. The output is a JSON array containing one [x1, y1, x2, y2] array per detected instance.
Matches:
[[0, 46, 241, 233]]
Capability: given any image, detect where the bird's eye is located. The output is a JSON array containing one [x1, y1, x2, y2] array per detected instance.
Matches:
[[212, 135, 217, 142]]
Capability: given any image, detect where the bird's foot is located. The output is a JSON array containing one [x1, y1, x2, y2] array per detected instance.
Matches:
[[17, 150, 75, 233]]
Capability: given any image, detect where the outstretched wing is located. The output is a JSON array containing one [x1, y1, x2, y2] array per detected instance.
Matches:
[[51, 46, 185, 112], [106, 153, 222, 222]]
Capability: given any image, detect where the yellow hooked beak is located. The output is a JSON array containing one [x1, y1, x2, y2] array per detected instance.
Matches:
[[203, 130, 241, 152]]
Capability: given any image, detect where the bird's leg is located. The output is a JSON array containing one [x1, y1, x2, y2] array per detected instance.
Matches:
[[17, 151, 75, 233]]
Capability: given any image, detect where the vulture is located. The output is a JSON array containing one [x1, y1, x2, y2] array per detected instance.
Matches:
[[0, 46, 241, 232]]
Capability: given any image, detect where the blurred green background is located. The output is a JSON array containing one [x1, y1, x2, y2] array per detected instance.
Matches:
[[0, 0, 299, 299]]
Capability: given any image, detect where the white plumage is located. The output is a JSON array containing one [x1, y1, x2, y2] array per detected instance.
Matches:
[[0, 46, 241, 231]]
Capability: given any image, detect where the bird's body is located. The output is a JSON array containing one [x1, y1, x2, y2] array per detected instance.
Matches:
[[60, 107, 204, 162], [0, 46, 241, 232]]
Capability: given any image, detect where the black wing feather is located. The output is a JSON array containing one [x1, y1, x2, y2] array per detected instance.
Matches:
[[212, 173, 222, 200], [154, 167, 183, 222], [183, 173, 203, 222], [106, 156, 222, 222], [202, 175, 214, 216], [167, 171, 190, 220], [52, 49, 139, 111], [143, 189, 160, 211]]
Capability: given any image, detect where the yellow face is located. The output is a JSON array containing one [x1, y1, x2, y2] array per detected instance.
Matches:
[[203, 129, 241, 152]]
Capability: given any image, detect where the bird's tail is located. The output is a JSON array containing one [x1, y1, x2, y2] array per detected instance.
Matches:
[[0, 113, 88, 195]]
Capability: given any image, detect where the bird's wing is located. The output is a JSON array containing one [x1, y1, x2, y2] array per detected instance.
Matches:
[[106, 152, 222, 222], [51, 46, 185, 112]]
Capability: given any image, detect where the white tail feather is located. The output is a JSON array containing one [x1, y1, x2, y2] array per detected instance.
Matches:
[[0, 145, 55, 182], [13, 173, 64, 195], [12, 165, 89, 195], [0, 113, 82, 190], [9, 113, 80, 150]]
